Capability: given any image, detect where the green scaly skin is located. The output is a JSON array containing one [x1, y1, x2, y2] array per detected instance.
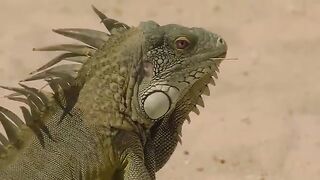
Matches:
[[0, 6, 227, 180]]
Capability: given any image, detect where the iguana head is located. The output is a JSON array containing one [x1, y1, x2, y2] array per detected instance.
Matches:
[[135, 21, 227, 123]]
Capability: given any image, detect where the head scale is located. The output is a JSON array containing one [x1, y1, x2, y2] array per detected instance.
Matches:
[[134, 21, 228, 123]]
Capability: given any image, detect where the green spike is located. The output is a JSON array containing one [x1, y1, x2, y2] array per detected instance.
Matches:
[[6, 96, 29, 105], [64, 56, 88, 63], [4, 92, 21, 97], [49, 71, 79, 86], [0, 106, 24, 127], [6, 96, 41, 120], [45, 78, 66, 108], [18, 83, 49, 105], [91, 5, 108, 24], [26, 103, 54, 142], [33, 44, 95, 56], [0, 86, 44, 110], [0, 113, 20, 144], [30, 53, 83, 74], [101, 18, 130, 33], [53, 28, 109, 48], [22, 64, 81, 82], [20, 107, 45, 147], [91, 5, 130, 33], [46, 78, 63, 95], [0, 133, 9, 146]]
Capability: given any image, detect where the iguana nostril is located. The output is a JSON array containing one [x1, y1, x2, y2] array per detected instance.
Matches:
[[217, 37, 225, 45]]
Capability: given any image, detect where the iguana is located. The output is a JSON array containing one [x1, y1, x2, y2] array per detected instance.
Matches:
[[0, 5, 228, 180]]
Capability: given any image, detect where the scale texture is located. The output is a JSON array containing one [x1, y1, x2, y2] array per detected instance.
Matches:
[[0, 5, 227, 180]]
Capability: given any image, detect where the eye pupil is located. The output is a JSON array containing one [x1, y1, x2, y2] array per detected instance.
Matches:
[[175, 38, 190, 49]]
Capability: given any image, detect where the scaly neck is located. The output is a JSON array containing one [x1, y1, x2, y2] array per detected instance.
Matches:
[[76, 29, 147, 131]]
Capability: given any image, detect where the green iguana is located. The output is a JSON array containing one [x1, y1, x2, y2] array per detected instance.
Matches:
[[0, 5, 228, 180]]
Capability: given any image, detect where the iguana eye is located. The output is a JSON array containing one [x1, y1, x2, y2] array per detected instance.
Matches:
[[175, 37, 191, 50]]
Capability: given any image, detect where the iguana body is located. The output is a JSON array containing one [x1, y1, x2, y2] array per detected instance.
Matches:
[[0, 6, 228, 180]]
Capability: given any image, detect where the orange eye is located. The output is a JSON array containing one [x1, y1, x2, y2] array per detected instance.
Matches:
[[175, 37, 191, 49]]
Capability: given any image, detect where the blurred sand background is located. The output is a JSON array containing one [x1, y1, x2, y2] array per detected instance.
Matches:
[[0, 0, 320, 179]]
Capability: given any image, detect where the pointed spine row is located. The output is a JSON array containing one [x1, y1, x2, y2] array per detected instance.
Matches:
[[0, 6, 130, 156]]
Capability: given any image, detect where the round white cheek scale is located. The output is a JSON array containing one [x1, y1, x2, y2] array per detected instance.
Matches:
[[143, 92, 170, 119]]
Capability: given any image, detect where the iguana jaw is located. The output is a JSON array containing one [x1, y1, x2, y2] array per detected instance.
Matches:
[[138, 49, 226, 124], [172, 53, 226, 116], [163, 52, 226, 144]]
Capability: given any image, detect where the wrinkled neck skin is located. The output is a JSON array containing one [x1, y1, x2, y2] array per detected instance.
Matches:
[[76, 28, 153, 134]]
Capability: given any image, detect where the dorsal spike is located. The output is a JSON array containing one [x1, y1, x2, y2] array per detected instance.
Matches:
[[5, 92, 20, 97], [43, 75, 80, 123], [20, 107, 33, 126], [46, 71, 78, 86], [53, 28, 109, 48], [27, 97, 43, 118], [4, 92, 43, 122], [20, 107, 45, 147], [46, 74, 79, 112], [45, 78, 71, 109], [26, 104, 54, 142], [0, 133, 10, 146], [0, 113, 20, 144], [18, 83, 49, 106], [91, 5, 130, 33], [64, 56, 88, 64], [6, 96, 42, 120], [33, 44, 95, 56], [0, 106, 24, 127], [22, 64, 82, 82], [91, 5, 107, 23], [101, 18, 130, 33], [0, 86, 44, 110], [30, 53, 84, 74], [6, 96, 29, 105], [56, 82, 80, 123], [46, 78, 66, 95]]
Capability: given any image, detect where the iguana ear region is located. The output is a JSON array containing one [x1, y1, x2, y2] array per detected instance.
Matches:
[[143, 91, 171, 120], [143, 62, 154, 78], [141, 84, 179, 120]]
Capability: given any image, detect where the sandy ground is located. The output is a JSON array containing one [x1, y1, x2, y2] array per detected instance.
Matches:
[[0, 0, 320, 179]]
